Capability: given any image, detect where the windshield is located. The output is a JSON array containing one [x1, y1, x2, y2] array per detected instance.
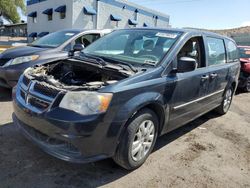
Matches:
[[83, 29, 183, 66], [30, 30, 79, 48], [239, 47, 250, 58]]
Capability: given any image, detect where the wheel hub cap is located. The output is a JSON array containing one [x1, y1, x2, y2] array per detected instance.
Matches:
[[131, 120, 155, 162], [223, 89, 232, 111]]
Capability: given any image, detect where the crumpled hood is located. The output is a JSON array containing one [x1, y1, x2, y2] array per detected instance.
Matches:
[[0, 46, 50, 59]]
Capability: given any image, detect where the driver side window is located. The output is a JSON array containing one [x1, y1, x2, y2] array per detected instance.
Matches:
[[177, 36, 206, 69]]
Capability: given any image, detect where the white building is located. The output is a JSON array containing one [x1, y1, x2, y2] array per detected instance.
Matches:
[[27, 0, 170, 39]]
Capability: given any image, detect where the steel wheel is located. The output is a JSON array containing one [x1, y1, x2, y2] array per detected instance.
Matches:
[[223, 88, 232, 112], [131, 120, 155, 162]]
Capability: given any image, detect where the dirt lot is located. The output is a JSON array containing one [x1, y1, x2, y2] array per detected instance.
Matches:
[[0, 87, 249, 188]]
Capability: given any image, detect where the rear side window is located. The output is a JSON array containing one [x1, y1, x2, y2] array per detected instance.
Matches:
[[225, 39, 238, 62], [207, 37, 226, 66]]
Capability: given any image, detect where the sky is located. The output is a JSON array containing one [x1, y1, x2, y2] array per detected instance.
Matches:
[[131, 0, 250, 29]]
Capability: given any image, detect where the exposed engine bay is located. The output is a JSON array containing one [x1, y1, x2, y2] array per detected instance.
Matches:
[[24, 59, 133, 91]]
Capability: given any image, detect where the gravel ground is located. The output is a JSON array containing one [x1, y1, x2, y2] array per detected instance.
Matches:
[[0, 87, 249, 188]]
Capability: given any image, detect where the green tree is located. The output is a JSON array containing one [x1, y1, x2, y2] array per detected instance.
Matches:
[[0, 0, 26, 23]]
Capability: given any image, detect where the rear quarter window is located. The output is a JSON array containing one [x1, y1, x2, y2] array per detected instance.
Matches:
[[225, 39, 239, 62], [207, 37, 226, 66]]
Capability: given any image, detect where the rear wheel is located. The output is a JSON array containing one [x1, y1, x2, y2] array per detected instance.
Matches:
[[244, 76, 250, 92], [215, 87, 233, 115], [113, 109, 158, 170]]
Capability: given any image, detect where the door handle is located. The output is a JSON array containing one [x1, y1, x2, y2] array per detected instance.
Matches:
[[201, 75, 209, 81], [210, 73, 218, 79]]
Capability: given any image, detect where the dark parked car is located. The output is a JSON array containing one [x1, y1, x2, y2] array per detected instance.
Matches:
[[238, 46, 250, 92], [0, 29, 111, 88], [13, 28, 240, 170]]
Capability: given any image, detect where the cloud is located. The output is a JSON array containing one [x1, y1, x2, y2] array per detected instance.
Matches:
[[241, 21, 250, 27]]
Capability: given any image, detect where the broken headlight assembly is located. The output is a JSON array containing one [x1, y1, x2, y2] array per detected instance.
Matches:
[[59, 91, 113, 115]]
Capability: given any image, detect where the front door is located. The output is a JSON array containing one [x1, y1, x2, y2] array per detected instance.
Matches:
[[167, 36, 210, 131]]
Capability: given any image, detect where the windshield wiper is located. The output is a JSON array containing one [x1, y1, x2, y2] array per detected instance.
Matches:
[[80, 52, 137, 73], [79, 52, 107, 66], [141, 60, 157, 67], [99, 56, 138, 73]]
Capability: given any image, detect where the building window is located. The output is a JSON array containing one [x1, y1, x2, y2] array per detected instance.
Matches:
[[28, 11, 37, 23], [55, 5, 66, 19], [128, 19, 138, 28], [83, 6, 97, 23], [43, 8, 53, 21], [134, 9, 139, 21], [60, 12, 66, 19], [48, 14, 52, 21], [33, 17, 37, 23], [28, 32, 37, 41], [110, 14, 122, 28]]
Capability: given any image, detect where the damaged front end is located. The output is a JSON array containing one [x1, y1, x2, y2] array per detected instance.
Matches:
[[24, 59, 133, 91], [17, 59, 135, 114]]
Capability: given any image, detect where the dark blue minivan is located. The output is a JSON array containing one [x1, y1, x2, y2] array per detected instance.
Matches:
[[12, 28, 240, 170]]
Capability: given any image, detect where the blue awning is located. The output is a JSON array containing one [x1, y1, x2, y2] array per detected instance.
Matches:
[[28, 12, 37, 17], [55, 5, 66, 13], [135, 9, 139, 13], [43, 8, 53, 15], [128, 19, 138, 26], [83, 6, 97, 15], [110, 14, 122, 21], [28, 32, 37, 38], [143, 22, 149, 27], [38, 32, 49, 37]]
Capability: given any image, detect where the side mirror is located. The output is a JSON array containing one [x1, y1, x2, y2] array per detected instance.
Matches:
[[73, 44, 85, 52], [177, 57, 197, 73], [68, 44, 85, 57]]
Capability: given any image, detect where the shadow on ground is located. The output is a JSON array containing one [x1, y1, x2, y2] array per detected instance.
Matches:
[[235, 88, 249, 95], [0, 112, 219, 188], [0, 87, 12, 102]]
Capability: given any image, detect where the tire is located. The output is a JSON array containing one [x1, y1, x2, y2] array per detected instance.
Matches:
[[113, 108, 159, 170], [214, 87, 234, 115], [244, 76, 250, 92]]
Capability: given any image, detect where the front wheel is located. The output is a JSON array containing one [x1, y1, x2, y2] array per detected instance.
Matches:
[[113, 108, 158, 170], [215, 87, 234, 115]]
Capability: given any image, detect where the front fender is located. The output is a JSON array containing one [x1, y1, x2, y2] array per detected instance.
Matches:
[[114, 92, 165, 122], [108, 92, 167, 152]]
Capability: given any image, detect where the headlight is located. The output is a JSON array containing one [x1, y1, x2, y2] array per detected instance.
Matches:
[[59, 91, 113, 115], [3, 55, 39, 67]]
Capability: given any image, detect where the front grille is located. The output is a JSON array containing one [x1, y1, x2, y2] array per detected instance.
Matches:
[[28, 95, 50, 109], [18, 75, 61, 113], [34, 82, 60, 98], [20, 90, 26, 100], [0, 58, 10, 66], [22, 75, 31, 87]]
